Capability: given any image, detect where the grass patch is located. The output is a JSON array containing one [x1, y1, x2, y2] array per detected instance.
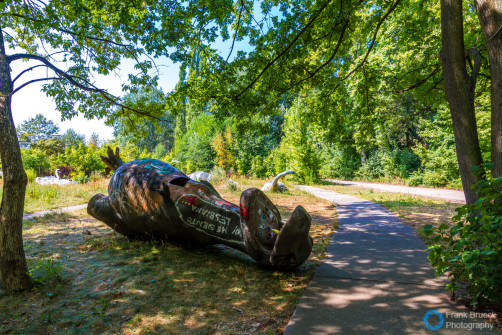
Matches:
[[0, 178, 336, 334], [0, 178, 108, 213]]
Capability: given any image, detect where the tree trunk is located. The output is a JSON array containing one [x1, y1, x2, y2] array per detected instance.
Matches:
[[440, 0, 484, 204], [0, 30, 32, 291], [475, 0, 502, 179]]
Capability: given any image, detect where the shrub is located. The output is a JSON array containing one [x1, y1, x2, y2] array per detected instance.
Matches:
[[423, 168, 502, 307], [319, 145, 360, 179], [89, 171, 102, 182], [406, 171, 424, 186], [356, 152, 385, 180], [25, 168, 37, 183], [210, 166, 226, 183], [422, 170, 449, 187], [56, 166, 72, 179], [21, 148, 51, 176], [225, 179, 238, 191], [28, 259, 63, 286], [74, 171, 90, 184], [250, 155, 268, 178]]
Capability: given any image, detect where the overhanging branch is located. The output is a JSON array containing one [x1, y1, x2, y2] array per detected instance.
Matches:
[[12, 77, 61, 95], [338, 0, 402, 83], [225, 0, 245, 64], [395, 66, 440, 93], [12, 64, 46, 83], [7, 53, 163, 121], [8, 13, 133, 49], [233, 0, 333, 100]]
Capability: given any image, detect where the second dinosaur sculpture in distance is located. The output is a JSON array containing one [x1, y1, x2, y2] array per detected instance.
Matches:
[[262, 170, 295, 192]]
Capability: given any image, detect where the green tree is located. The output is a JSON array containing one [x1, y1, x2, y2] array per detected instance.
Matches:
[[212, 127, 235, 170], [111, 88, 175, 154], [278, 94, 324, 184], [88, 133, 101, 148], [173, 113, 217, 172], [62, 128, 85, 150], [16, 114, 60, 149], [20, 148, 51, 176]]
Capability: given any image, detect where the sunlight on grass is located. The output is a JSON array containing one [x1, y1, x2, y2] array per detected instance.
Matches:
[[1, 178, 337, 334], [0, 178, 108, 213]]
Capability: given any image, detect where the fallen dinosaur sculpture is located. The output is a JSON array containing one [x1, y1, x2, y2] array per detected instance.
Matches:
[[262, 170, 295, 192], [87, 148, 313, 270]]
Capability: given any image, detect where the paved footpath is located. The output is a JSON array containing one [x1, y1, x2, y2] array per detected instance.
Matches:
[[22, 204, 87, 220], [285, 186, 498, 334], [326, 179, 466, 203]]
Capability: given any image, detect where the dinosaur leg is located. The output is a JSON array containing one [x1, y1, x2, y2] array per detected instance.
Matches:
[[87, 193, 137, 238], [270, 205, 313, 270], [240, 188, 283, 264]]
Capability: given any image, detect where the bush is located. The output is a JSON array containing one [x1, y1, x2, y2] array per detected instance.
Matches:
[[28, 259, 63, 286], [74, 171, 90, 184], [56, 166, 72, 179], [423, 169, 502, 307], [225, 179, 238, 191], [422, 170, 449, 187], [210, 166, 226, 183], [89, 171, 102, 182], [250, 155, 268, 178], [21, 148, 51, 176], [406, 171, 424, 186], [25, 168, 37, 183], [356, 152, 385, 180], [320, 146, 360, 179]]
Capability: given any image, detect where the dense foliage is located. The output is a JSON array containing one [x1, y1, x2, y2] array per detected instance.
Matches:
[[424, 168, 502, 306]]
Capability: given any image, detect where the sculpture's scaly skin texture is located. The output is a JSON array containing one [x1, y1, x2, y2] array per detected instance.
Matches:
[[88, 157, 313, 270]]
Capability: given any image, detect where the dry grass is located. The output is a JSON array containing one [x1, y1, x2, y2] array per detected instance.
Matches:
[[0, 178, 336, 334]]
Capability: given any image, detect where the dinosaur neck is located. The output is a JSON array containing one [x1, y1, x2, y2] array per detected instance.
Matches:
[[271, 170, 294, 189]]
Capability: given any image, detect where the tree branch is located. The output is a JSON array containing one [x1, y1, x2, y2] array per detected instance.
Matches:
[[337, 0, 402, 83], [395, 66, 440, 93], [12, 64, 46, 83], [396, 64, 438, 82], [281, 3, 357, 93], [225, 0, 245, 64], [12, 77, 61, 95], [7, 53, 163, 121], [8, 13, 133, 49], [233, 0, 333, 100], [243, 4, 265, 38]]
